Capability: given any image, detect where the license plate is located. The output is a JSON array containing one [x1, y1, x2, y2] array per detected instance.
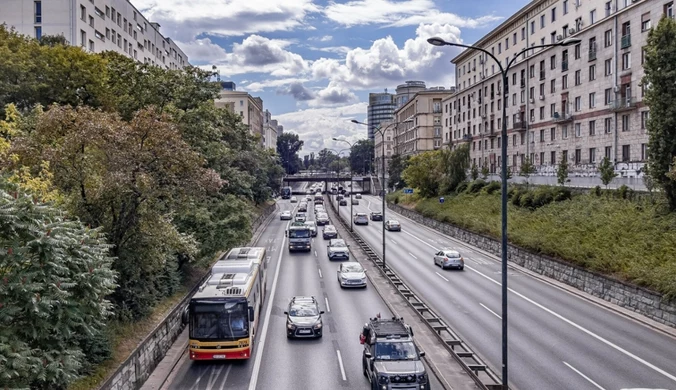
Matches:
[[213, 354, 226, 359], [298, 329, 312, 334]]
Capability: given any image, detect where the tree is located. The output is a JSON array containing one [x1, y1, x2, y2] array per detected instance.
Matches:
[[644, 16, 676, 209], [470, 163, 479, 180], [557, 157, 569, 186], [598, 157, 617, 188], [401, 151, 442, 198], [519, 157, 537, 189], [439, 144, 470, 193], [316, 148, 339, 170], [277, 132, 304, 174], [388, 154, 409, 190], [481, 165, 489, 179], [349, 139, 375, 174], [506, 166, 513, 180], [0, 179, 117, 390]]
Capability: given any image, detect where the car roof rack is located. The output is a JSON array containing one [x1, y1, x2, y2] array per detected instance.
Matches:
[[369, 316, 411, 338]]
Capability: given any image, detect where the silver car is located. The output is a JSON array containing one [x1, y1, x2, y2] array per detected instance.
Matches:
[[354, 213, 368, 225], [304, 221, 317, 237], [434, 249, 465, 270], [280, 210, 292, 220], [327, 239, 350, 260], [316, 212, 330, 225], [337, 262, 367, 288]]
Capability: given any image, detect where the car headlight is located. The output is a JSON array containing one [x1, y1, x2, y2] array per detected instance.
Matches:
[[418, 374, 428, 384], [313, 322, 322, 329], [287, 323, 296, 330], [378, 375, 389, 384]]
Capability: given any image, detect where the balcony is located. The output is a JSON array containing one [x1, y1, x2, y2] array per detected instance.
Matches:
[[562, 60, 569, 71], [610, 97, 638, 111], [486, 129, 498, 138], [588, 48, 597, 61], [553, 112, 574, 123], [621, 34, 631, 49], [514, 119, 527, 131], [462, 134, 473, 142]]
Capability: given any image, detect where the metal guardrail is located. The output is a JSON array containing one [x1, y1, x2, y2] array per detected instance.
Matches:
[[327, 196, 503, 390]]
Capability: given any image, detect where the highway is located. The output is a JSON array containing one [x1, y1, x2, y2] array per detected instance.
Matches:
[[163, 191, 441, 390], [335, 193, 676, 390]]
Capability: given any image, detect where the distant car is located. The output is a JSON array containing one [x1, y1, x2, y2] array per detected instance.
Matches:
[[314, 204, 326, 213], [337, 262, 367, 288], [384, 220, 401, 231], [298, 202, 308, 212], [295, 213, 306, 223], [290, 196, 298, 203], [339, 199, 347, 206], [354, 213, 368, 225], [355, 193, 362, 199], [304, 221, 317, 237], [327, 239, 350, 260], [306, 196, 313, 202], [316, 212, 330, 226], [322, 225, 338, 239], [336, 195, 344, 201], [370, 212, 383, 221], [434, 249, 465, 270], [284, 296, 324, 338], [280, 210, 292, 220], [351, 198, 359, 205]]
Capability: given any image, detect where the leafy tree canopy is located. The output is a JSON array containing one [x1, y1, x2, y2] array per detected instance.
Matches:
[[402, 151, 442, 198], [349, 139, 375, 175], [277, 132, 304, 174]]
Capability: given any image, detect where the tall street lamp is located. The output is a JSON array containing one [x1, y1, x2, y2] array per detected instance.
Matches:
[[351, 118, 412, 271], [332, 137, 356, 232], [428, 35, 580, 390], [327, 149, 348, 212]]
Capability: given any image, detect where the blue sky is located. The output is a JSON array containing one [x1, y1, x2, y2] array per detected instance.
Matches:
[[133, 0, 529, 155]]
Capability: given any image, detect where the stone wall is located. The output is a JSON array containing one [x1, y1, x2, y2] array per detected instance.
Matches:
[[98, 202, 278, 390], [388, 203, 676, 328]]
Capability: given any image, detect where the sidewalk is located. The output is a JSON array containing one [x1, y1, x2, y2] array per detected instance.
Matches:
[[140, 329, 188, 390]]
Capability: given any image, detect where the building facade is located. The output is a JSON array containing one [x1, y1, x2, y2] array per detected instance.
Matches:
[[374, 119, 396, 185], [1, 0, 188, 69], [449, 0, 665, 179], [263, 110, 279, 150], [395, 81, 427, 109], [367, 92, 395, 142], [394, 88, 452, 156], [215, 89, 264, 143]]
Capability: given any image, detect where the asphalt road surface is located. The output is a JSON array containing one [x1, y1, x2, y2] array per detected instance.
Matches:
[[164, 196, 441, 390], [336, 194, 676, 390]]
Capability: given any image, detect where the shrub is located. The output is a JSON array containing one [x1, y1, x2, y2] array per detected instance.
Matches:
[[483, 181, 501, 195], [616, 184, 634, 200], [532, 187, 555, 208], [519, 191, 535, 209], [467, 179, 488, 194], [456, 181, 469, 194], [593, 185, 602, 197], [553, 187, 572, 202]]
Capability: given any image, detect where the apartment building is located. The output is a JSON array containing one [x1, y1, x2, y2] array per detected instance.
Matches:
[[1, 0, 188, 69], [374, 119, 396, 184], [367, 92, 395, 142], [393, 88, 452, 156], [263, 110, 279, 150], [448, 0, 666, 178], [215, 89, 264, 143]]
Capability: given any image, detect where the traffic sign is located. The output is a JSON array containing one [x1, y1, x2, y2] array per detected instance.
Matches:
[[403, 188, 413, 194]]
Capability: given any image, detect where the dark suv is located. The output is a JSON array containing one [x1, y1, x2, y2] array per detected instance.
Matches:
[[285, 296, 324, 338], [361, 317, 429, 390], [370, 211, 383, 221]]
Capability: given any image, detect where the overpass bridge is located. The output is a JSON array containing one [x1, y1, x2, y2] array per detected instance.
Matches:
[[283, 174, 374, 194]]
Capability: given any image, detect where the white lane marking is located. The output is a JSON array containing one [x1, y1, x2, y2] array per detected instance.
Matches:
[[247, 224, 287, 390], [217, 365, 233, 390], [314, 250, 318, 257], [318, 268, 323, 278], [325, 297, 331, 312], [189, 366, 208, 390], [435, 272, 449, 282], [480, 303, 502, 319], [408, 252, 418, 260], [563, 361, 605, 390], [428, 238, 436, 242], [204, 365, 224, 390], [390, 239, 398, 245], [404, 228, 676, 384], [336, 350, 347, 381]]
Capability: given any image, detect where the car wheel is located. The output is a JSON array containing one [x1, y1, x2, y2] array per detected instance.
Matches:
[[460, 266, 464, 271], [362, 357, 368, 377]]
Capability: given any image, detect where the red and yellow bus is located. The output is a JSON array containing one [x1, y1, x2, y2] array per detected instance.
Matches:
[[187, 247, 267, 360]]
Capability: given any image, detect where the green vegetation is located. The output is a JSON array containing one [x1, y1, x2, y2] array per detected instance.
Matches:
[[0, 26, 282, 389], [390, 184, 676, 299], [599, 157, 617, 188]]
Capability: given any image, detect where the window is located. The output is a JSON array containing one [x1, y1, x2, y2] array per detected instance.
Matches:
[[589, 64, 596, 81], [513, 33, 517, 45], [552, 7, 557, 22], [590, 9, 597, 24], [550, 55, 556, 69], [605, 1, 612, 17], [34, 1, 42, 23], [551, 151, 557, 164], [562, 74, 568, 89], [621, 22, 631, 48], [604, 88, 612, 105], [574, 44, 581, 59], [89, 39, 95, 52], [551, 31, 556, 44], [563, 0, 568, 14], [550, 127, 555, 141], [105, 6, 110, 17], [80, 30, 86, 47], [589, 120, 596, 136], [89, 15, 94, 27], [563, 125, 569, 139], [95, 7, 104, 18], [604, 29, 613, 47], [80, 5, 86, 21], [133, 11, 137, 21], [575, 96, 582, 111], [622, 145, 631, 161], [575, 70, 581, 85], [622, 114, 630, 132], [575, 123, 581, 137], [34, 26, 42, 39], [642, 46, 647, 65], [551, 79, 556, 93], [589, 92, 596, 108], [604, 59, 613, 76], [550, 103, 556, 117], [605, 146, 612, 159], [589, 148, 596, 163], [575, 148, 582, 164], [498, 43, 502, 54], [105, 28, 110, 39], [622, 52, 631, 70], [541, 14, 546, 28], [540, 129, 546, 142], [540, 106, 545, 120], [641, 110, 650, 129], [642, 13, 651, 31], [589, 37, 597, 60], [521, 27, 526, 40], [641, 143, 647, 161], [666, 2, 674, 18], [604, 117, 612, 133], [531, 21, 535, 34]]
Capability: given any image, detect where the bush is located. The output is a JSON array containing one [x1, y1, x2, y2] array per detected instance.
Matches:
[[467, 179, 488, 194], [456, 181, 469, 194], [532, 187, 555, 208], [519, 191, 535, 209], [553, 187, 572, 202], [616, 184, 634, 200], [483, 181, 501, 195], [593, 185, 602, 197]]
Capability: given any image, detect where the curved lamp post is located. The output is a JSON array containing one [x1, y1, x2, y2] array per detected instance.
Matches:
[[326, 149, 348, 212], [427, 36, 581, 389]]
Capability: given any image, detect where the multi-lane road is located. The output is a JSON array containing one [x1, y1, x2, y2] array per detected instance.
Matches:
[[335, 192, 676, 390], [162, 186, 441, 390]]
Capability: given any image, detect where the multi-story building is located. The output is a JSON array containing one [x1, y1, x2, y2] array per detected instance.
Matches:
[[215, 83, 264, 143], [395, 81, 427, 109], [1, 0, 188, 69], [393, 87, 452, 156], [263, 110, 279, 150], [367, 92, 395, 142], [374, 119, 396, 185], [448, 0, 663, 178]]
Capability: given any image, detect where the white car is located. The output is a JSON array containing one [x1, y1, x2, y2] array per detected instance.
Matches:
[[337, 262, 367, 288], [290, 196, 298, 203], [327, 239, 350, 260], [280, 210, 292, 220]]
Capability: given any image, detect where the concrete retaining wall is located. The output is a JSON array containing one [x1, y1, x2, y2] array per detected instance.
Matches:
[[98, 202, 278, 390], [388, 203, 676, 328]]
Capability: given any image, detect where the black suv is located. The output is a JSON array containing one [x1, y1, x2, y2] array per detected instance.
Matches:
[[370, 211, 383, 221], [285, 296, 324, 338], [361, 317, 429, 390]]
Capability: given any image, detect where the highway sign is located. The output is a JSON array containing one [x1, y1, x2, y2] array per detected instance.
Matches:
[[403, 188, 413, 194]]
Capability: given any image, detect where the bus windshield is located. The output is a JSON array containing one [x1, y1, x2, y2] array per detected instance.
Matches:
[[282, 187, 292, 199], [190, 300, 249, 341], [288, 228, 311, 238]]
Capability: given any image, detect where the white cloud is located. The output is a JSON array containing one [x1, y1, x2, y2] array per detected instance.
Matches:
[[204, 35, 310, 77], [243, 77, 311, 92], [313, 45, 352, 54], [309, 35, 334, 42], [275, 103, 369, 154], [131, 0, 320, 41], [324, 0, 502, 28], [309, 83, 359, 107], [175, 38, 228, 63]]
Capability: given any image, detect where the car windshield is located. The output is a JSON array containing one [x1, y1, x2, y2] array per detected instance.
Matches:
[[372, 212, 381, 215], [325, 226, 335, 231], [190, 301, 248, 340], [374, 341, 418, 360], [289, 229, 311, 238], [342, 264, 363, 273], [330, 240, 346, 247], [304, 222, 316, 228], [289, 304, 318, 317], [445, 252, 461, 258], [390, 221, 400, 225]]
